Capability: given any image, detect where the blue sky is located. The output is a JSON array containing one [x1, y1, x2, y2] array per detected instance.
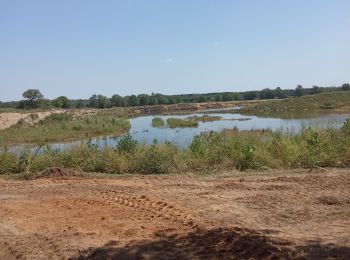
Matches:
[[1, 0, 349, 101]]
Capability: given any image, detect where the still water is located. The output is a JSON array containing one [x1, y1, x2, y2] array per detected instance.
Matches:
[[46, 110, 350, 150]]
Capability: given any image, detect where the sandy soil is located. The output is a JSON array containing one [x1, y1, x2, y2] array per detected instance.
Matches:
[[0, 111, 65, 130], [0, 169, 349, 259]]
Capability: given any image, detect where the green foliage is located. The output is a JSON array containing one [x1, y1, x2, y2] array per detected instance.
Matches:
[[166, 118, 198, 128], [242, 91, 350, 113], [21, 89, 44, 109], [0, 112, 130, 145], [132, 143, 178, 174], [295, 85, 304, 97], [117, 134, 138, 154], [0, 150, 17, 174], [189, 132, 256, 170], [1, 127, 349, 176], [151, 117, 165, 128], [341, 119, 350, 135], [52, 96, 71, 108]]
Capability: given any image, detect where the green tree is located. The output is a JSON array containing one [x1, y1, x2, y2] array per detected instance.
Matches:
[[110, 94, 124, 107], [89, 94, 109, 108], [341, 83, 350, 91], [311, 85, 321, 95], [22, 89, 43, 108], [138, 94, 150, 106], [128, 95, 139, 106], [295, 85, 304, 97], [274, 87, 285, 98], [259, 88, 274, 99], [214, 94, 223, 102], [53, 96, 71, 108]]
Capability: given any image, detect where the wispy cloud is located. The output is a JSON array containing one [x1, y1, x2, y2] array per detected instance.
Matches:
[[213, 41, 220, 47], [164, 58, 173, 63]]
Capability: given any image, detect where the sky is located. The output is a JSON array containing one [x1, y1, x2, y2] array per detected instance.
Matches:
[[0, 0, 349, 101]]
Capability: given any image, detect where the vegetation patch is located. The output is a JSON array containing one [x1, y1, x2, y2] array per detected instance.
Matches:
[[0, 112, 130, 145], [166, 118, 199, 128], [187, 115, 222, 122], [151, 117, 165, 128], [240, 91, 350, 114], [1, 120, 349, 176]]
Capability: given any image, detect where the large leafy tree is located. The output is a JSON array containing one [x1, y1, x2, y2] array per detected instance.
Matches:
[[53, 96, 71, 108], [22, 89, 43, 108]]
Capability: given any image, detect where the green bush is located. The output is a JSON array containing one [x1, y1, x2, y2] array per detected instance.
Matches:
[[117, 134, 138, 154], [1, 127, 349, 175], [0, 151, 18, 174], [342, 119, 350, 135]]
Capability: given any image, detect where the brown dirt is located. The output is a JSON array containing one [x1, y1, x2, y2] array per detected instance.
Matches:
[[0, 169, 349, 259], [0, 111, 65, 130]]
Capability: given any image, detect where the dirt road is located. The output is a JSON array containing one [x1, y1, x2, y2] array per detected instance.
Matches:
[[0, 169, 349, 259]]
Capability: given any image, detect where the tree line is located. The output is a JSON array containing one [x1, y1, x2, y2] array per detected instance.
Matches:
[[1, 83, 349, 109]]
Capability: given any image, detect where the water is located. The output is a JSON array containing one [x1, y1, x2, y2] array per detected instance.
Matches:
[[29, 111, 350, 151]]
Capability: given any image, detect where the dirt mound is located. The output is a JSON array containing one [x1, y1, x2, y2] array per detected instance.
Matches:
[[27, 167, 85, 179], [72, 227, 296, 260]]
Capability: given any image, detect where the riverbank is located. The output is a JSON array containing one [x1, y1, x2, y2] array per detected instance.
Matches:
[[0, 112, 130, 146], [1, 123, 349, 176], [240, 91, 350, 114]]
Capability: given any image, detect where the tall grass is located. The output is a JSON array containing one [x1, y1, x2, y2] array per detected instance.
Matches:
[[151, 117, 165, 128], [166, 118, 198, 128], [1, 121, 349, 176], [0, 113, 130, 145]]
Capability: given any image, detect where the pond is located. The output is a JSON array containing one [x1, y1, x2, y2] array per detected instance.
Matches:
[[37, 110, 350, 151]]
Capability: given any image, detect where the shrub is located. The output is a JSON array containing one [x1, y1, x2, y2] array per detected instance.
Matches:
[[0, 151, 17, 174], [132, 144, 178, 174], [341, 119, 350, 135], [117, 134, 138, 154]]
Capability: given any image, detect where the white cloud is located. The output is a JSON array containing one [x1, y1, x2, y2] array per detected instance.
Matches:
[[213, 41, 220, 46], [164, 58, 173, 63]]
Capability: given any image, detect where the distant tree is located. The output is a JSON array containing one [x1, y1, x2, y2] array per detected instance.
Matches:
[[75, 99, 86, 108], [311, 85, 321, 95], [138, 94, 150, 106], [214, 94, 223, 102], [232, 93, 242, 101], [274, 87, 285, 98], [111, 94, 124, 107], [128, 95, 139, 106], [259, 88, 275, 99], [22, 89, 43, 108], [89, 94, 109, 108], [198, 95, 207, 103], [341, 83, 350, 91], [243, 91, 258, 100], [295, 85, 304, 97], [222, 94, 232, 101], [53, 96, 71, 108]]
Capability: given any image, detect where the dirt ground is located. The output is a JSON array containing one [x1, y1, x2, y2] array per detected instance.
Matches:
[[0, 169, 349, 259], [0, 111, 65, 130]]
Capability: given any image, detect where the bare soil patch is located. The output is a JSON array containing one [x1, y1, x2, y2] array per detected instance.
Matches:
[[0, 111, 65, 130], [0, 169, 349, 259]]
